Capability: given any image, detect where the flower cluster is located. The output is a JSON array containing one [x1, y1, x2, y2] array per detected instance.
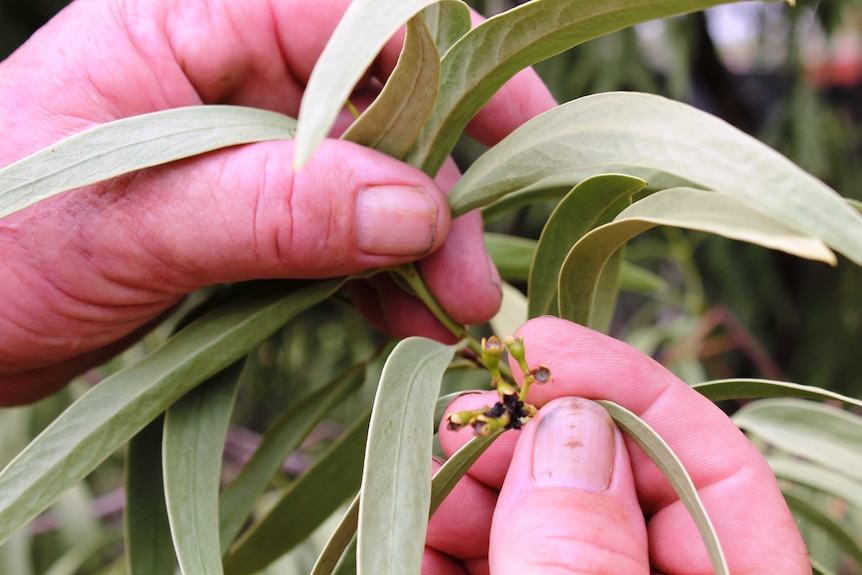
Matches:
[[446, 335, 551, 437]]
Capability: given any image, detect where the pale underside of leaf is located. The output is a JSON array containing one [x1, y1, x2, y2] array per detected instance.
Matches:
[[557, 187, 835, 326], [357, 338, 458, 575], [597, 400, 729, 575], [163, 362, 243, 575], [732, 398, 862, 483], [420, 0, 472, 56], [0, 106, 296, 219], [293, 0, 444, 169], [341, 15, 440, 160], [448, 92, 862, 267], [407, 0, 758, 175]]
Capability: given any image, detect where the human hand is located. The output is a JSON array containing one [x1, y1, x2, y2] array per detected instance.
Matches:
[[425, 317, 810, 574], [0, 0, 555, 405]]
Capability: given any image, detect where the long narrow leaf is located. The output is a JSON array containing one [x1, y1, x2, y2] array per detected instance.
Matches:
[[768, 457, 862, 512], [342, 15, 440, 160], [692, 378, 862, 409], [430, 430, 502, 516], [0, 279, 342, 544], [309, 495, 360, 575], [219, 362, 366, 550], [357, 338, 460, 575], [223, 410, 371, 575], [782, 489, 862, 566], [125, 417, 177, 575], [529, 174, 644, 318], [408, 0, 760, 174], [293, 0, 442, 168], [447, 92, 862, 268], [732, 399, 862, 483], [597, 400, 729, 575], [163, 360, 245, 575], [558, 188, 835, 326], [421, 1, 472, 55], [0, 106, 296, 219]]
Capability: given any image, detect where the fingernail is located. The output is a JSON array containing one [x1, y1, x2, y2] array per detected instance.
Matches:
[[532, 398, 615, 491], [356, 185, 439, 256]]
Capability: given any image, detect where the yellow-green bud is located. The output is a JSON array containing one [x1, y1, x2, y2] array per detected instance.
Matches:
[[504, 334, 529, 374], [481, 336, 504, 379]]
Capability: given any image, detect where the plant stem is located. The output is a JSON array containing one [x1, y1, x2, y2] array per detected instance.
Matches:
[[390, 263, 482, 356]]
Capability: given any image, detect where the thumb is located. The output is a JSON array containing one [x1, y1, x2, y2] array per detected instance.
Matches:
[[489, 397, 649, 574]]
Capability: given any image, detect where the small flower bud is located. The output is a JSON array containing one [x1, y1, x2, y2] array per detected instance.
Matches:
[[481, 336, 504, 379], [504, 335, 529, 374]]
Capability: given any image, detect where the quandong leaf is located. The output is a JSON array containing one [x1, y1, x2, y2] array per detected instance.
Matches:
[[357, 337, 460, 575], [162, 361, 244, 575], [125, 416, 176, 575], [406, 0, 763, 175], [528, 174, 645, 319], [557, 187, 835, 326], [293, 0, 445, 169], [420, 0, 472, 56], [0, 106, 296, 219], [342, 14, 440, 160], [448, 92, 862, 266], [597, 400, 730, 575]]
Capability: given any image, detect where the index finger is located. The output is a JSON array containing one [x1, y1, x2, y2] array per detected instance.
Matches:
[[510, 317, 809, 574]]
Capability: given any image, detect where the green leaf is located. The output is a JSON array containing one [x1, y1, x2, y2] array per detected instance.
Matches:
[[43, 531, 119, 575], [528, 174, 645, 319], [293, 0, 444, 168], [125, 417, 176, 575], [341, 15, 440, 160], [484, 232, 536, 282], [310, 495, 359, 575], [597, 400, 729, 575], [446, 92, 862, 268], [692, 378, 862, 410], [357, 337, 459, 575], [219, 362, 366, 549], [557, 188, 835, 326], [811, 557, 838, 575], [588, 247, 625, 333], [429, 430, 502, 516], [421, 1, 472, 55], [408, 1, 760, 175], [619, 262, 670, 294], [768, 457, 862, 512], [163, 360, 244, 575], [732, 399, 862, 483], [0, 106, 296, 219], [332, 537, 358, 575], [0, 279, 341, 545], [223, 410, 371, 575], [782, 488, 862, 566]]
